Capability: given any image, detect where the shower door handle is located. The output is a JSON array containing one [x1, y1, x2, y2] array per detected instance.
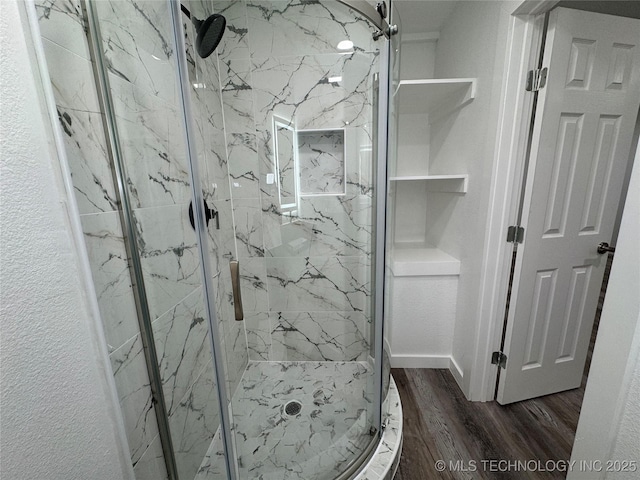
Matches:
[[230, 260, 244, 321]]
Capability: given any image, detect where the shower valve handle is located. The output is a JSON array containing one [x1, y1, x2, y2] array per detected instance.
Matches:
[[188, 199, 219, 230]]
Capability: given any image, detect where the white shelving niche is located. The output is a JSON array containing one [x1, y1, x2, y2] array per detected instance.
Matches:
[[391, 77, 476, 277]]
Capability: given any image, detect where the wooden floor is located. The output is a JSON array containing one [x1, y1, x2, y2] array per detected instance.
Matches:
[[392, 256, 612, 480]]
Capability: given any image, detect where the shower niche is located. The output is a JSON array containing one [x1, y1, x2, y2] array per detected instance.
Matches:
[[297, 129, 346, 196]]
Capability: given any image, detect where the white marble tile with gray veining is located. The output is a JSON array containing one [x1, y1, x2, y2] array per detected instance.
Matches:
[[245, 0, 377, 59], [231, 361, 374, 480], [169, 363, 221, 480], [110, 334, 161, 466], [238, 257, 268, 310], [204, 198, 236, 274], [299, 194, 373, 257], [233, 198, 264, 257], [227, 132, 261, 199], [261, 197, 314, 257], [109, 75, 192, 209], [266, 256, 371, 312], [270, 311, 368, 362], [41, 38, 101, 113], [152, 288, 212, 415], [194, 431, 227, 480], [132, 434, 169, 480], [132, 204, 202, 320], [298, 130, 345, 195], [81, 212, 138, 352], [95, 0, 177, 102], [244, 311, 271, 360], [251, 53, 376, 133], [35, 0, 89, 60], [41, 40, 120, 214], [212, 0, 250, 62]]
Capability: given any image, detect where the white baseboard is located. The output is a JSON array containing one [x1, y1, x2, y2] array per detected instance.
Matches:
[[390, 354, 451, 369], [449, 356, 464, 387]]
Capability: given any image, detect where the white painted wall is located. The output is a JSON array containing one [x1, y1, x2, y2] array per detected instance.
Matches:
[[429, 1, 513, 394], [0, 2, 130, 478], [568, 142, 640, 479], [389, 276, 458, 367]]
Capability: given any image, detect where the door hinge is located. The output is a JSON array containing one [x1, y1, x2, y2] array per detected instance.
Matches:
[[506, 225, 525, 244], [492, 351, 507, 369], [526, 67, 548, 92]]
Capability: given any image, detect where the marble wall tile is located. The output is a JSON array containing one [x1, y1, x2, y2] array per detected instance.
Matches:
[[220, 58, 255, 136], [152, 288, 212, 415], [299, 194, 373, 257], [41, 40, 120, 214], [212, 0, 250, 62], [95, 0, 177, 102], [35, 0, 89, 60], [205, 198, 237, 275], [169, 364, 220, 480], [41, 38, 101, 113], [109, 75, 192, 209], [252, 53, 376, 132], [212, 265, 247, 399], [223, 315, 248, 396], [233, 198, 264, 257], [132, 203, 202, 320], [239, 257, 268, 310], [110, 334, 160, 466], [266, 256, 370, 312], [227, 133, 261, 199], [194, 431, 227, 480], [132, 435, 169, 480], [261, 196, 314, 257], [245, 0, 377, 59], [252, 53, 377, 205], [244, 311, 271, 361], [219, 57, 260, 200], [81, 212, 138, 352], [270, 311, 368, 362]]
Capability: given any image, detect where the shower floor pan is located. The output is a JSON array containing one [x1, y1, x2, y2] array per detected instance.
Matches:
[[195, 361, 401, 480]]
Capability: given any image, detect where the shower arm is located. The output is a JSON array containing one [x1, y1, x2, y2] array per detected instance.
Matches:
[[336, 0, 397, 39]]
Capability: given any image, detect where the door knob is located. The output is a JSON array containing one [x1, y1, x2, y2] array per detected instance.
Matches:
[[597, 242, 615, 255]]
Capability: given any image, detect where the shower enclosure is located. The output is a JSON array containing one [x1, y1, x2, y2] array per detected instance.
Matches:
[[33, 0, 394, 478]]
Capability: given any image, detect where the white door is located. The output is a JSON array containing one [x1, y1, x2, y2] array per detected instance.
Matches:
[[497, 7, 640, 404]]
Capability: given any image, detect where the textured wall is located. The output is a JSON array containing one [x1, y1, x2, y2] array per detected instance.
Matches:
[[0, 1, 130, 478], [569, 142, 640, 479]]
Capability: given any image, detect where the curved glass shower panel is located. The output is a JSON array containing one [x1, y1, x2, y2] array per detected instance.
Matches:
[[90, 1, 234, 478], [198, 0, 387, 478]]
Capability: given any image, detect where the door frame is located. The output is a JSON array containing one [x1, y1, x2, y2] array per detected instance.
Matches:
[[473, 0, 639, 404], [468, 0, 556, 403]]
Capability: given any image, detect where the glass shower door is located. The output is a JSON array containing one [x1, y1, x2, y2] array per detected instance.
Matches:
[[192, 1, 391, 478], [85, 1, 235, 478]]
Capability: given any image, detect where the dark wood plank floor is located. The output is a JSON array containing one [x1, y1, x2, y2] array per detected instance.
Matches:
[[392, 256, 613, 480]]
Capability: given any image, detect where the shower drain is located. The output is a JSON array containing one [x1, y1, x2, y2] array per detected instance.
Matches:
[[284, 400, 302, 416]]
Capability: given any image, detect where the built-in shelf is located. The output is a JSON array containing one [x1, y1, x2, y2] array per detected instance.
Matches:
[[391, 244, 461, 277], [397, 78, 476, 119], [389, 174, 468, 193]]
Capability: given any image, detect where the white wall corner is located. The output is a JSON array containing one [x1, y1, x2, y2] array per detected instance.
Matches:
[[568, 142, 640, 479], [0, 2, 133, 478]]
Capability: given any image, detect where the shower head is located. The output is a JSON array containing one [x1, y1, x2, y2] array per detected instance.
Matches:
[[180, 4, 226, 58]]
